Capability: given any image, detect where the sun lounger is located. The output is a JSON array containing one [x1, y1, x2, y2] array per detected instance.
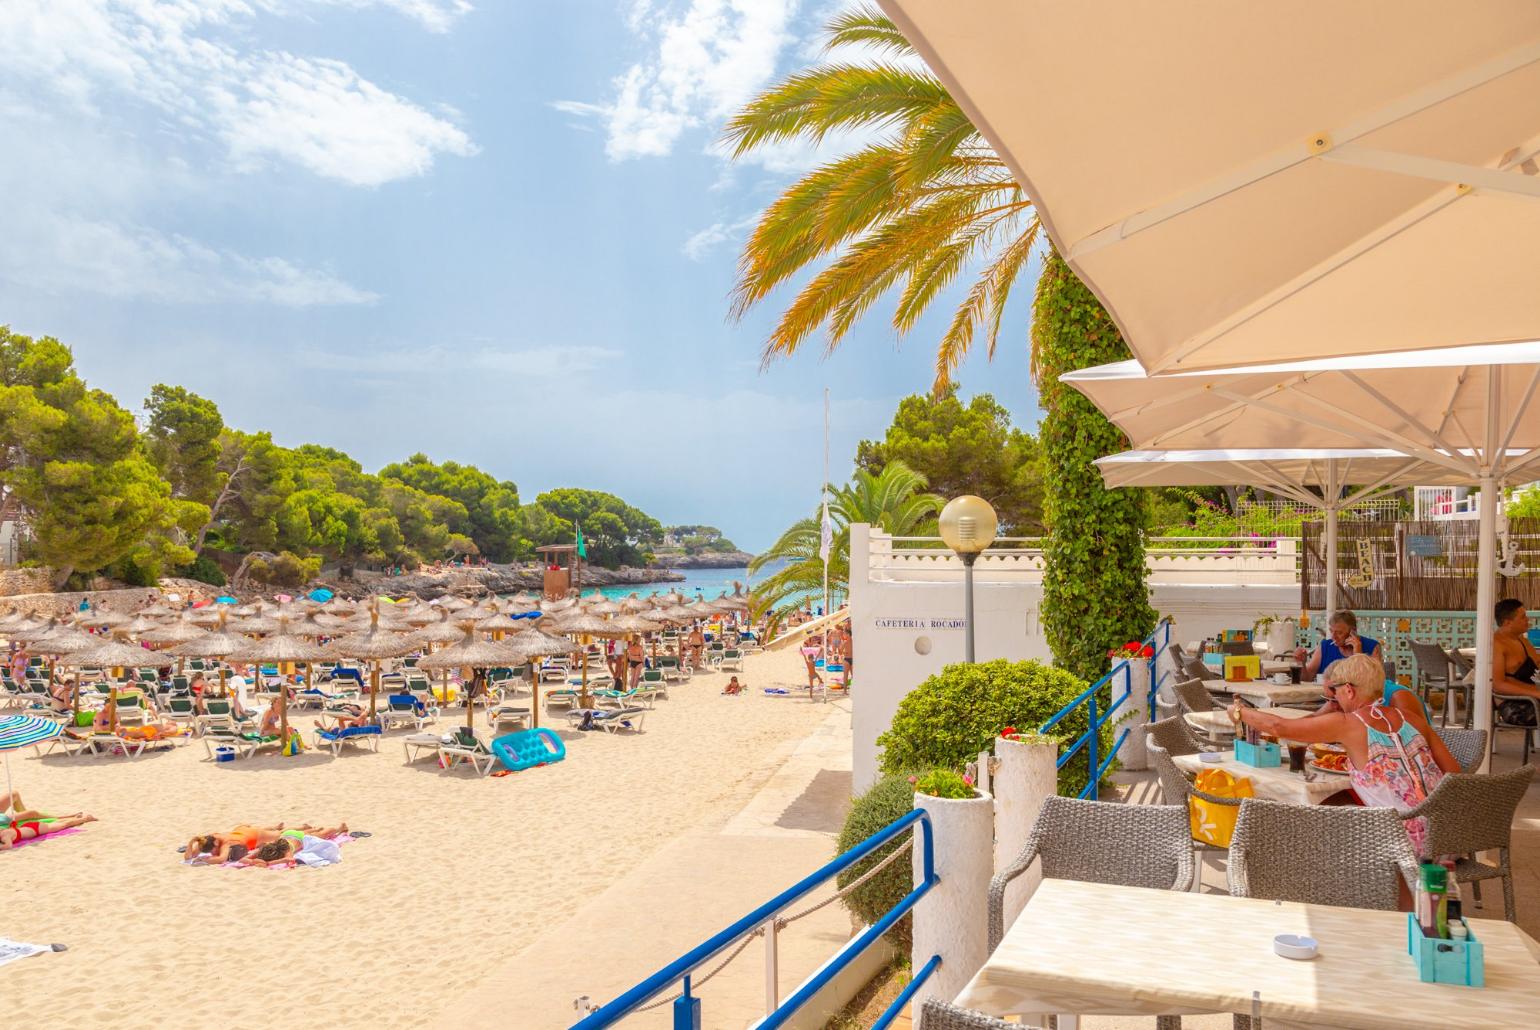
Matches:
[[202, 726, 280, 760], [379, 693, 436, 732], [486, 703, 532, 732], [86, 730, 148, 758], [41, 728, 93, 757], [402, 732, 442, 764], [565, 707, 647, 734], [718, 648, 745, 672], [438, 728, 498, 776], [312, 724, 383, 756]]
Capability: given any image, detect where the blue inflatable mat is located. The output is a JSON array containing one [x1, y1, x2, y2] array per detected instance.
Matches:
[[492, 727, 566, 772]]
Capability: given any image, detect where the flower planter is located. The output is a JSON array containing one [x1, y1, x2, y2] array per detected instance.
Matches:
[[993, 736, 1058, 933], [911, 789, 994, 1021]]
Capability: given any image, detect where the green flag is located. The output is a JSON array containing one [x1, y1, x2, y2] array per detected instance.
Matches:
[[575, 524, 587, 560]]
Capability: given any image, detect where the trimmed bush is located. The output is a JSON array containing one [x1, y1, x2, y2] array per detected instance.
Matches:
[[876, 659, 1109, 795], [176, 555, 226, 586], [835, 772, 918, 949]]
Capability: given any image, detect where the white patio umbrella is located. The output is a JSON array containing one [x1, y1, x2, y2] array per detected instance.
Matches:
[[1096, 448, 1480, 617], [878, 1, 1540, 374], [1067, 347, 1540, 745]]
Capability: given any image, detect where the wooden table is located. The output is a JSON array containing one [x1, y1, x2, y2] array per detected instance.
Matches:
[[1173, 749, 1347, 805], [956, 879, 1540, 1028], [1204, 678, 1325, 708], [1184, 706, 1312, 738]]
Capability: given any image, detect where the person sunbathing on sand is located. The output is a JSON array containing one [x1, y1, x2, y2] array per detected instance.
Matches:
[[236, 824, 349, 866], [2, 798, 97, 848], [721, 676, 746, 696], [185, 824, 288, 864]]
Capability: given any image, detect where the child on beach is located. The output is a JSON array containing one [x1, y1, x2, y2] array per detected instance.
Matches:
[[722, 676, 746, 696]]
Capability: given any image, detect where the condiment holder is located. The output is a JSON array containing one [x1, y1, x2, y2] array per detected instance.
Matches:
[[1407, 913, 1484, 986], [1234, 737, 1281, 767]]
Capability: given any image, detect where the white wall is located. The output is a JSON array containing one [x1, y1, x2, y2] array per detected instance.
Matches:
[[848, 524, 1297, 791]]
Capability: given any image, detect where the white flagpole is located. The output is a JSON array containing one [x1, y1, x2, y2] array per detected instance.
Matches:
[[822, 387, 831, 618]]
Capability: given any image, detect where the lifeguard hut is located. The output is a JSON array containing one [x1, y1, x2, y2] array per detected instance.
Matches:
[[536, 544, 581, 600]]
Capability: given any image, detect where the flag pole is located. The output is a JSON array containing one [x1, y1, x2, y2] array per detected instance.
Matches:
[[822, 387, 830, 619]]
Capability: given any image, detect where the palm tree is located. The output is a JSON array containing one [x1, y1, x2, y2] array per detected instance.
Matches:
[[750, 460, 942, 626], [723, 4, 1040, 393]]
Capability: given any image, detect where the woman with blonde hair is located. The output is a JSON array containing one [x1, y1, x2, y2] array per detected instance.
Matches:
[[1233, 652, 1450, 855]]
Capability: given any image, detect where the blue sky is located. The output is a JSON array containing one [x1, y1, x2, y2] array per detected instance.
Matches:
[[0, 1, 1042, 552]]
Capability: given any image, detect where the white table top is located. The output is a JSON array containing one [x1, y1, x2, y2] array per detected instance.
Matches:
[[1184, 706, 1312, 737], [1203, 678, 1325, 707], [957, 878, 1540, 1027], [1173, 749, 1347, 805]]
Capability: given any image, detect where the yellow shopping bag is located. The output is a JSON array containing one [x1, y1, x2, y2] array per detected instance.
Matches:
[[1189, 768, 1254, 847]]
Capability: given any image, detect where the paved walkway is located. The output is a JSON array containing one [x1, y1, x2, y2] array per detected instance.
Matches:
[[437, 704, 859, 1029]]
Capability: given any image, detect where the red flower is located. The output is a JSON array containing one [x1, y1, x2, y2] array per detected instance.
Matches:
[[1140, 644, 1155, 658], [1001, 725, 1017, 737]]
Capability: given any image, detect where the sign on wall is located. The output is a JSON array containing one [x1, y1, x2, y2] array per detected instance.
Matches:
[[874, 617, 966, 630]]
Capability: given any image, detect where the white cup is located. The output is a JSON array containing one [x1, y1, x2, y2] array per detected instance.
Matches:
[[1272, 672, 1290, 685]]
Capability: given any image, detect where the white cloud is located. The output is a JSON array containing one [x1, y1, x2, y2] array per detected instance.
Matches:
[[295, 344, 622, 377], [316, 1, 473, 34], [0, 0, 475, 186], [1, 211, 378, 306], [556, 0, 800, 161], [681, 212, 757, 260]]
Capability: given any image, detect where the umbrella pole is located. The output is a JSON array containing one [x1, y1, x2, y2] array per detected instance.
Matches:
[[370, 662, 379, 717], [529, 665, 539, 729], [279, 680, 289, 752], [220, 665, 228, 699], [579, 635, 590, 708]]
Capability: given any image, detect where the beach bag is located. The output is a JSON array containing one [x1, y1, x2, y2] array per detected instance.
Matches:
[[1189, 768, 1253, 848], [281, 729, 306, 757], [1497, 698, 1538, 726]]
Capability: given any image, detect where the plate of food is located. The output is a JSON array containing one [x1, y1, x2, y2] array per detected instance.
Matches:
[[1309, 742, 1346, 757], [1309, 751, 1351, 775]]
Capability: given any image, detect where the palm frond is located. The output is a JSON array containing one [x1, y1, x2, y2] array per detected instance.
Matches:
[[721, 65, 948, 158], [823, 3, 918, 58]]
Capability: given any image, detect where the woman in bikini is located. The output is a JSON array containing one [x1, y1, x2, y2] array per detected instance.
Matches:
[[2, 793, 97, 848], [236, 823, 349, 866], [184, 824, 287, 864]]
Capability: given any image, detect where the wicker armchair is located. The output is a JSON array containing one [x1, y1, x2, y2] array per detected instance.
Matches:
[[1434, 727, 1488, 774], [1228, 798, 1418, 911], [919, 1000, 1015, 1029], [1145, 714, 1206, 758], [1182, 656, 1213, 683], [1492, 694, 1538, 765], [1402, 765, 1534, 921], [1148, 741, 1236, 874], [1409, 639, 1453, 713], [989, 796, 1193, 951], [1172, 677, 1220, 714]]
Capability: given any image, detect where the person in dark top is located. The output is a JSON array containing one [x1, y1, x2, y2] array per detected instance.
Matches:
[[1296, 609, 1379, 680], [1494, 597, 1540, 725]]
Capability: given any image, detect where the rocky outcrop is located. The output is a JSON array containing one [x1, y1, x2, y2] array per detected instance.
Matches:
[[651, 551, 755, 569], [315, 562, 684, 600]]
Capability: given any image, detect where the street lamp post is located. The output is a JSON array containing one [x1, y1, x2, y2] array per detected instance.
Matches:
[[938, 495, 998, 663]]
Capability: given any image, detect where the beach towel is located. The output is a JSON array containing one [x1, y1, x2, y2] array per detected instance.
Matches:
[[221, 834, 356, 869], [0, 938, 49, 967], [294, 835, 342, 867], [9, 826, 83, 849]]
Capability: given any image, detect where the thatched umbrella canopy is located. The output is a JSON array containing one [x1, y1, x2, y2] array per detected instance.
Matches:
[[659, 590, 687, 606], [409, 617, 468, 647], [321, 598, 357, 616], [474, 612, 527, 633], [509, 591, 537, 606], [30, 623, 101, 714], [609, 614, 661, 635], [225, 618, 332, 747], [586, 598, 622, 616], [325, 611, 417, 715], [8, 617, 64, 643], [619, 594, 651, 613], [138, 615, 209, 645], [417, 626, 532, 731], [79, 609, 132, 630], [685, 599, 717, 618], [166, 612, 248, 698], [230, 614, 283, 635], [59, 635, 160, 671], [435, 595, 473, 611]]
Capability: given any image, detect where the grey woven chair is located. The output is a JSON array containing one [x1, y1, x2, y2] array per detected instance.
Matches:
[[1409, 639, 1453, 713], [1148, 741, 1235, 885], [989, 796, 1193, 951], [1444, 647, 1476, 728], [1434, 727, 1489, 774], [1172, 677, 1220, 714], [919, 998, 1179, 1030], [1402, 765, 1534, 921], [1167, 641, 1189, 670], [1228, 798, 1418, 911], [1145, 714, 1206, 758], [1182, 656, 1213, 683]]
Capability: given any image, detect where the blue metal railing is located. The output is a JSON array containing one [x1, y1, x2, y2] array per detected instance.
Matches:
[[1039, 619, 1172, 799], [573, 808, 940, 1030]]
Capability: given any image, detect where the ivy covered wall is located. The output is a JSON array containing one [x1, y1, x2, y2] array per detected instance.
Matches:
[[1032, 248, 1157, 681]]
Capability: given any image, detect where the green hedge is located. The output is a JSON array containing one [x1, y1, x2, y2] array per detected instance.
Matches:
[[876, 659, 1109, 795], [835, 772, 919, 949], [1032, 248, 1156, 681]]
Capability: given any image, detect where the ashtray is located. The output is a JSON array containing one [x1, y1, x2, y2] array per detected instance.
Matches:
[[1199, 751, 1226, 763], [1274, 934, 1318, 960]]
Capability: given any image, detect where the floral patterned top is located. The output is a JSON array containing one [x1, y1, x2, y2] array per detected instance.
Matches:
[[1348, 703, 1444, 856]]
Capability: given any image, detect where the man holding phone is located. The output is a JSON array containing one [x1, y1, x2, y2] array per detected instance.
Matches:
[[1293, 609, 1378, 681]]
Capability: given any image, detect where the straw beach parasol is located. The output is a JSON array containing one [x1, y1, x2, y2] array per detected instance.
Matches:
[[416, 626, 531, 732], [225, 617, 332, 749], [58, 634, 161, 734], [166, 612, 248, 698], [325, 606, 416, 715]]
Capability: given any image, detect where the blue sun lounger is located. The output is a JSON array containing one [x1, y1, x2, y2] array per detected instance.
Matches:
[[491, 727, 566, 771], [313, 723, 382, 756]]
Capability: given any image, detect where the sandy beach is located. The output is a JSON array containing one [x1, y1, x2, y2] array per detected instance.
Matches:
[[2, 645, 839, 1029]]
